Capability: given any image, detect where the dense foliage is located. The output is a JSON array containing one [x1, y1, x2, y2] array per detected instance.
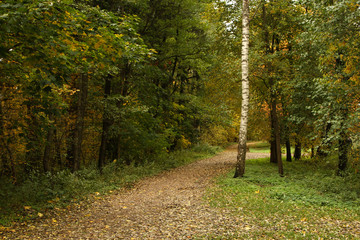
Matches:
[[214, 0, 360, 175], [0, 0, 359, 223], [0, 0, 235, 182]]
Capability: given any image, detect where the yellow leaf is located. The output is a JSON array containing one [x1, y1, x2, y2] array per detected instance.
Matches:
[[52, 218, 57, 223], [38, 212, 43, 217], [122, 206, 127, 209], [255, 190, 260, 194], [24, 206, 32, 210], [95, 192, 100, 195], [301, 217, 306, 222]]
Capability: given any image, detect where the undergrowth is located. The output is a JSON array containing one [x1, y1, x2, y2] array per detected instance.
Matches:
[[204, 156, 360, 239], [0, 143, 222, 226]]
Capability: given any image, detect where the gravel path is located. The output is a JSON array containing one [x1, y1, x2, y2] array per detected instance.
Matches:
[[1, 145, 269, 239]]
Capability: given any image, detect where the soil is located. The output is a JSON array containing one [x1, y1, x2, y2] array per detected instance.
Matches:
[[1, 145, 269, 239]]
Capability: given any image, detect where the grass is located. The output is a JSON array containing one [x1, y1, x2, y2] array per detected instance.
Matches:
[[0, 143, 222, 227], [247, 141, 270, 153], [203, 156, 360, 239], [248, 141, 296, 155]]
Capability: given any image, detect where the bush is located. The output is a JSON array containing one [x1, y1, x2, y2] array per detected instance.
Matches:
[[0, 143, 222, 226], [200, 125, 236, 147]]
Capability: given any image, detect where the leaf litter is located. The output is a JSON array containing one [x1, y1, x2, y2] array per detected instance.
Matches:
[[2, 145, 358, 239]]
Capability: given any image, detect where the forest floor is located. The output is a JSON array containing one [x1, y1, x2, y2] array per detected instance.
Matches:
[[1, 145, 269, 239]]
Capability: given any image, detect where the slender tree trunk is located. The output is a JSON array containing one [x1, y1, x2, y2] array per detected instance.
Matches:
[[269, 79, 282, 165], [338, 134, 350, 176], [67, 74, 88, 172], [294, 137, 301, 160], [116, 65, 131, 163], [234, 0, 250, 178], [54, 129, 63, 170], [271, 97, 283, 175], [270, 111, 277, 164], [286, 137, 292, 162], [317, 122, 332, 157], [0, 89, 6, 174], [337, 108, 350, 176], [3, 141, 16, 183], [43, 114, 55, 172], [25, 106, 42, 172], [98, 76, 112, 172], [73, 74, 88, 171], [311, 146, 315, 158]]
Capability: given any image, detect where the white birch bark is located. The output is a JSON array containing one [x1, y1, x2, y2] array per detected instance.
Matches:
[[234, 0, 250, 178]]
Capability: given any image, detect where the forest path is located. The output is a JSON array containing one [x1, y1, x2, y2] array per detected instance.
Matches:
[[2, 145, 269, 239]]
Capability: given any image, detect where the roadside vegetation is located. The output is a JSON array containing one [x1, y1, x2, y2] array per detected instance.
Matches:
[[0, 143, 222, 227], [204, 142, 360, 239]]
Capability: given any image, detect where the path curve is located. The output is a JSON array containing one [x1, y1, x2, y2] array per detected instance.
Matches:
[[1, 145, 269, 239]]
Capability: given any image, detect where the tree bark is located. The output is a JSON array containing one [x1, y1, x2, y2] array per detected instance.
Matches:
[[338, 134, 350, 176], [270, 113, 277, 163], [234, 0, 250, 178], [73, 74, 88, 171], [317, 122, 331, 157], [116, 65, 131, 163], [286, 137, 292, 162], [271, 96, 283, 175], [98, 76, 112, 172], [294, 137, 301, 160], [0, 88, 6, 175], [337, 107, 350, 176], [43, 114, 55, 172]]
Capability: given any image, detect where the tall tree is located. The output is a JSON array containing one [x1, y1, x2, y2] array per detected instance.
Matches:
[[234, 0, 250, 178]]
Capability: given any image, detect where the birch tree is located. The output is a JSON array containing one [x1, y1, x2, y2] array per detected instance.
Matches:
[[234, 0, 249, 178]]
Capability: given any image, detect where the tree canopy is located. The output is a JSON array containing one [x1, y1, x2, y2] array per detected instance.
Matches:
[[0, 0, 359, 182]]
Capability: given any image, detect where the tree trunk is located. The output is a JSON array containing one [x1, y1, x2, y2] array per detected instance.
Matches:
[[337, 107, 350, 176], [269, 85, 282, 167], [116, 65, 131, 163], [98, 76, 112, 172], [0, 89, 6, 175], [67, 74, 88, 172], [234, 0, 250, 178], [54, 128, 64, 170], [317, 122, 332, 157], [270, 113, 277, 164], [43, 114, 55, 172], [294, 138, 301, 160], [286, 137, 292, 162], [311, 146, 315, 158], [338, 134, 350, 176], [271, 97, 283, 175], [25, 106, 42, 172], [73, 74, 88, 171]]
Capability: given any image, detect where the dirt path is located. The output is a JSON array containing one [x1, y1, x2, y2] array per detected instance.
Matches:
[[1, 146, 269, 239]]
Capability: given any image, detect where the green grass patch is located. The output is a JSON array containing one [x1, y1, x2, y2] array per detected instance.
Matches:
[[203, 157, 360, 239], [248, 141, 270, 153], [247, 141, 295, 155], [0, 143, 222, 227]]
